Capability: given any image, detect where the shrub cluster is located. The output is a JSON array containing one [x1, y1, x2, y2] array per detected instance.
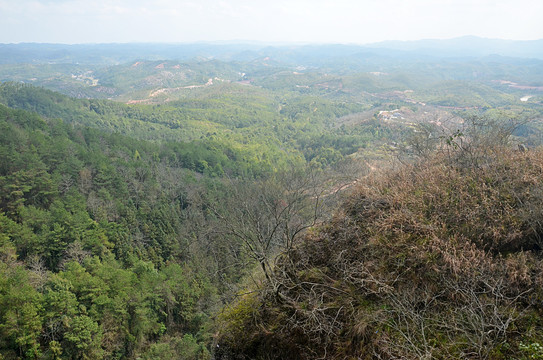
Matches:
[[217, 146, 543, 359]]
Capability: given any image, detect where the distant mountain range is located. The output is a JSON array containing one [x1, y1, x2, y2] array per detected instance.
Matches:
[[368, 36, 543, 60], [0, 36, 542, 66]]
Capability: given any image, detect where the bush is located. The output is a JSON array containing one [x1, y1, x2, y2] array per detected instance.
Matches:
[[216, 145, 543, 359]]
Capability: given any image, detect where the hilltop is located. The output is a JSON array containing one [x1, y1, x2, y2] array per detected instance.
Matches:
[[217, 141, 543, 359]]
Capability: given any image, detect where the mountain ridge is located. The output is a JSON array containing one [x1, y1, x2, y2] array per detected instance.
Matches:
[[1, 36, 542, 66]]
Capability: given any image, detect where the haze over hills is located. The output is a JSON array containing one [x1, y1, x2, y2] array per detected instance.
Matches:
[[1, 37, 543, 66], [1, 36, 542, 105], [368, 36, 543, 59]]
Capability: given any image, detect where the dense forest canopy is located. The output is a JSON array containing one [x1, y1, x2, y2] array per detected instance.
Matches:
[[0, 41, 542, 359]]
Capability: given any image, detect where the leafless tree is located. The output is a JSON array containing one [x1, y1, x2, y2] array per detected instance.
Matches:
[[27, 255, 49, 291], [213, 163, 359, 290]]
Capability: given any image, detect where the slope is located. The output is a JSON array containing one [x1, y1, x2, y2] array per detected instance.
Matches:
[[217, 141, 543, 359]]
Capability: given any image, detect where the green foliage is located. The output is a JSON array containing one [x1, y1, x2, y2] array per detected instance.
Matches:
[[64, 315, 103, 360], [0, 264, 43, 359], [0, 82, 381, 176], [141, 334, 210, 360], [520, 342, 543, 359], [0, 103, 223, 359], [217, 292, 260, 349], [0, 53, 542, 360]]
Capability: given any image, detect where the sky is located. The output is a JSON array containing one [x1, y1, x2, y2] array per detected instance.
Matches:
[[0, 0, 542, 44]]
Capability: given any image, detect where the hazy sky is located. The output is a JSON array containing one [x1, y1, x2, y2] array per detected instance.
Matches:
[[1, 0, 542, 44]]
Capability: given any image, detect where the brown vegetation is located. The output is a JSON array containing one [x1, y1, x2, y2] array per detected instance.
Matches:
[[216, 142, 543, 359]]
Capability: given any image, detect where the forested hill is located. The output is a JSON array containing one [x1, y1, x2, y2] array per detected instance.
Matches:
[[0, 102, 228, 359], [1, 41, 543, 360], [0, 83, 380, 359], [0, 82, 388, 174]]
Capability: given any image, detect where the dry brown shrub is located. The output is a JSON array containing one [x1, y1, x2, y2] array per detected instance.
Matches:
[[216, 146, 543, 360]]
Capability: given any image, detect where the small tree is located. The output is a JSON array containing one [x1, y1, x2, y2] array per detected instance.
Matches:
[[213, 163, 356, 290]]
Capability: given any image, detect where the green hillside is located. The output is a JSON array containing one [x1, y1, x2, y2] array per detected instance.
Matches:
[[0, 43, 543, 360], [0, 84, 378, 360], [0, 103, 226, 359], [0, 82, 389, 172]]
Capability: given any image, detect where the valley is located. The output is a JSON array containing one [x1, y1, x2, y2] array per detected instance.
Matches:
[[0, 41, 543, 359]]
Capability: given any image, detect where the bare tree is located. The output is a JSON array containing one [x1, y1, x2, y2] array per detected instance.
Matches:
[[213, 163, 358, 289]]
